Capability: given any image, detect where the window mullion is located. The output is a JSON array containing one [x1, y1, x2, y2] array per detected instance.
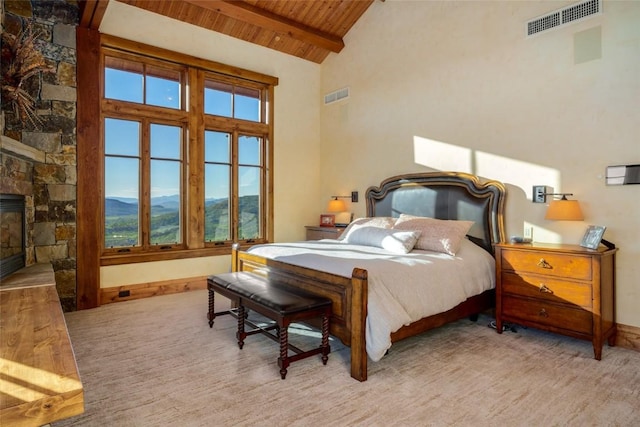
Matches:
[[142, 63, 147, 105], [140, 120, 151, 250], [187, 68, 205, 249], [179, 123, 188, 249], [231, 130, 239, 242], [260, 135, 267, 240]]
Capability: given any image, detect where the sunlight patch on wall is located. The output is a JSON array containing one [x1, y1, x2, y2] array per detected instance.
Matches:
[[475, 151, 559, 200], [413, 136, 472, 172], [476, 151, 586, 244], [412, 135, 580, 243], [413, 135, 561, 200]]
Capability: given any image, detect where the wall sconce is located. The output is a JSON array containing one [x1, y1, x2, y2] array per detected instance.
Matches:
[[327, 191, 358, 213], [532, 186, 583, 220], [544, 194, 584, 221]]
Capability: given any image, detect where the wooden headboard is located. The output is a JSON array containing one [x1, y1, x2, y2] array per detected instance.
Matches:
[[366, 172, 506, 254]]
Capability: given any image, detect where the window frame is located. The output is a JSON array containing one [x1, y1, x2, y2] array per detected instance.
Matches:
[[203, 129, 267, 246], [96, 36, 277, 266]]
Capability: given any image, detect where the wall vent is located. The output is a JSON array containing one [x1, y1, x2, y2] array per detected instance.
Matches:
[[324, 87, 349, 105], [527, 0, 601, 37]]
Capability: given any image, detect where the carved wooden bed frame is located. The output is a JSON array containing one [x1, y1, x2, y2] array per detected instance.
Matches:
[[231, 172, 506, 381]]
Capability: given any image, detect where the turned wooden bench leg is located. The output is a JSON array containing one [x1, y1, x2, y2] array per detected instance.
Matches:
[[278, 318, 291, 379], [236, 304, 246, 349], [321, 311, 330, 365], [207, 288, 216, 327]]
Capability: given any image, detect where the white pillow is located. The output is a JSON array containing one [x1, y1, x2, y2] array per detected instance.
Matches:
[[392, 214, 473, 256], [338, 217, 397, 241], [344, 226, 421, 254]]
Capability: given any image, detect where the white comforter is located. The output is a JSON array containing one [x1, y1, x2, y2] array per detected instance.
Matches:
[[247, 238, 495, 362]]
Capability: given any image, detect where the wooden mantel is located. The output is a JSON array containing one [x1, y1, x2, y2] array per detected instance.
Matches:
[[0, 264, 84, 426]]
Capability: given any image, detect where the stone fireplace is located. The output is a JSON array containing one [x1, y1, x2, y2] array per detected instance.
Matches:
[[0, 194, 26, 279], [1, 1, 79, 310]]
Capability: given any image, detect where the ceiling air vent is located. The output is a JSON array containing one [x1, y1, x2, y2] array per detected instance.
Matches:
[[527, 0, 601, 37], [324, 87, 349, 105]]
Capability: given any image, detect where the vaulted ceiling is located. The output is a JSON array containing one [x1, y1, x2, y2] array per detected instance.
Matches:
[[79, 0, 376, 63]]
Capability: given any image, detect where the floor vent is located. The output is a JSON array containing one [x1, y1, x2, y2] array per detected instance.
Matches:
[[527, 0, 601, 37], [324, 87, 349, 105]]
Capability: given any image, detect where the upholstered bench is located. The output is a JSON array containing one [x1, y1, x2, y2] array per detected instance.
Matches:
[[207, 272, 331, 379]]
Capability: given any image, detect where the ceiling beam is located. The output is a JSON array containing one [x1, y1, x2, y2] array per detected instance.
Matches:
[[79, 0, 109, 30], [182, 0, 345, 53]]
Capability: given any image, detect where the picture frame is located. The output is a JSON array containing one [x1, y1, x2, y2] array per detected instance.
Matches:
[[320, 214, 335, 227], [580, 225, 606, 250]]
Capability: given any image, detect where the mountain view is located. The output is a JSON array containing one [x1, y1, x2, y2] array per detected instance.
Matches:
[[104, 195, 259, 247]]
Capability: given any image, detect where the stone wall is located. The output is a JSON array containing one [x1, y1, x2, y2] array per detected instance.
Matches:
[[1, 1, 79, 311]]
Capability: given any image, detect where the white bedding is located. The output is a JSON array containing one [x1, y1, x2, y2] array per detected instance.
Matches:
[[247, 238, 496, 362]]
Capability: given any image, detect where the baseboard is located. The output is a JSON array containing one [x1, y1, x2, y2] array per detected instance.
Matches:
[[100, 276, 208, 305], [98, 280, 640, 355], [616, 323, 640, 352]]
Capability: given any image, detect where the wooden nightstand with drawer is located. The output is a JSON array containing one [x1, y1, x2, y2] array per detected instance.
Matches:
[[305, 226, 345, 240], [495, 242, 617, 360]]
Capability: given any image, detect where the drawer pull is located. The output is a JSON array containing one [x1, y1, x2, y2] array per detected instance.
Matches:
[[537, 258, 552, 269], [539, 284, 554, 294], [539, 308, 549, 318]]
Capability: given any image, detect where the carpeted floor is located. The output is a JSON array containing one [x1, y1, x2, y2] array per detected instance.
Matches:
[[54, 290, 640, 426]]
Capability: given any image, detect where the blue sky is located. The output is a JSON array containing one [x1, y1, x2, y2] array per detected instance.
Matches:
[[104, 68, 260, 201]]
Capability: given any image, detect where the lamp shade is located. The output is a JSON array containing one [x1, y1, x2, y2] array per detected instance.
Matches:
[[327, 198, 347, 213], [545, 199, 584, 221]]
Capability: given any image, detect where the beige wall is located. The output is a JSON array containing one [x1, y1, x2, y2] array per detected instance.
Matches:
[[99, 1, 323, 286], [320, 0, 640, 327], [98, 1, 640, 330]]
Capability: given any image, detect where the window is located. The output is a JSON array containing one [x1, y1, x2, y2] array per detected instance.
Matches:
[[204, 80, 261, 121], [203, 75, 268, 246], [204, 130, 231, 242], [204, 132, 264, 243], [100, 43, 276, 263], [104, 118, 141, 248]]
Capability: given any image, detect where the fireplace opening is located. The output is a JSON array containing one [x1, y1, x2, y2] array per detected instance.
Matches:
[[1, 194, 26, 280]]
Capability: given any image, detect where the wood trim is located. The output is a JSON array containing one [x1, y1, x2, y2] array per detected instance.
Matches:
[[617, 323, 640, 352], [100, 34, 279, 86], [350, 268, 368, 382], [203, 114, 268, 134], [79, 0, 109, 29], [101, 100, 188, 122], [76, 27, 102, 310], [77, 32, 277, 309], [187, 68, 205, 249], [265, 84, 275, 243], [182, 0, 345, 53], [100, 276, 208, 304]]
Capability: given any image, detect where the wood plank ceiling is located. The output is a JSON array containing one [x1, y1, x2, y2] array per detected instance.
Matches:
[[79, 0, 375, 63]]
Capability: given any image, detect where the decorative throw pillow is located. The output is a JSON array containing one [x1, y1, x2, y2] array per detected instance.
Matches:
[[344, 226, 421, 254], [338, 217, 397, 241], [392, 214, 473, 255]]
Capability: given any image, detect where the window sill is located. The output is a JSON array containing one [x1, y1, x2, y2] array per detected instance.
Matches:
[[100, 243, 258, 266]]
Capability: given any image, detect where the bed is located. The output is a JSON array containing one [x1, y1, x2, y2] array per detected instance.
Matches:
[[231, 172, 506, 381]]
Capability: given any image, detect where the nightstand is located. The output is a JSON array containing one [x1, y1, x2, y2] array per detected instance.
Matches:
[[305, 226, 345, 240], [495, 242, 617, 360]]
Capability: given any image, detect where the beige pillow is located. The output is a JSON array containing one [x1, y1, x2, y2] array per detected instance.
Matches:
[[344, 226, 421, 254], [338, 217, 397, 241], [392, 214, 473, 255]]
